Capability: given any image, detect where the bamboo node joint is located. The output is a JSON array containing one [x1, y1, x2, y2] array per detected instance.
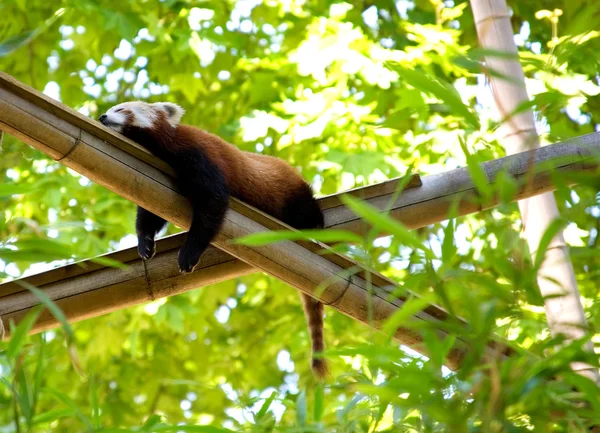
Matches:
[[475, 13, 511, 26], [324, 275, 353, 307]]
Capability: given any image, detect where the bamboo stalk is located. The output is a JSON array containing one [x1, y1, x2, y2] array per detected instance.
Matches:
[[1, 130, 598, 339], [0, 132, 597, 343], [470, 0, 599, 382], [0, 71, 597, 368], [0, 72, 488, 370], [1, 243, 254, 335]]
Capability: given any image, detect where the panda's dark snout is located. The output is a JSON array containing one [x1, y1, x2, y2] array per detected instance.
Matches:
[[98, 114, 108, 124]]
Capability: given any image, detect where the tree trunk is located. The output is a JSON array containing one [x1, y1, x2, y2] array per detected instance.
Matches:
[[470, 0, 598, 383]]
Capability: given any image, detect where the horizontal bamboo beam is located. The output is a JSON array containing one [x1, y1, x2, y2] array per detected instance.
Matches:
[[3, 130, 599, 334], [0, 72, 489, 369], [1, 72, 598, 367], [325, 133, 600, 232], [1, 238, 254, 335]]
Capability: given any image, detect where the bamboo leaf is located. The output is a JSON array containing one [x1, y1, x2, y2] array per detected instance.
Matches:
[[340, 195, 434, 259], [256, 390, 277, 420], [89, 256, 129, 270], [387, 63, 479, 129], [296, 390, 307, 427], [0, 8, 65, 57], [15, 281, 75, 345], [32, 408, 76, 425], [441, 219, 456, 262], [0, 184, 37, 197], [152, 425, 234, 432], [381, 295, 436, 337], [6, 305, 43, 360], [459, 136, 492, 200], [314, 383, 324, 422], [45, 389, 94, 431], [234, 229, 363, 246], [533, 218, 567, 272]]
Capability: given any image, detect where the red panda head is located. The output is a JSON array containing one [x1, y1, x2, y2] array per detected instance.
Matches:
[[99, 101, 185, 133]]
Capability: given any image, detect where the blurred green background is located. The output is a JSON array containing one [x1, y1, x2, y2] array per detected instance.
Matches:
[[1, 0, 600, 431]]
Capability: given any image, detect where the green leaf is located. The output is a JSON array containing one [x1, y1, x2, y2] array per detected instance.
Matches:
[[0, 238, 75, 265], [256, 391, 277, 420], [441, 218, 456, 262], [163, 303, 185, 334], [387, 63, 479, 129], [314, 383, 324, 422], [570, 246, 600, 259], [11, 238, 74, 256], [234, 229, 363, 246], [533, 218, 567, 272], [381, 295, 436, 337], [140, 414, 163, 431], [6, 305, 43, 360], [379, 108, 419, 130], [32, 334, 46, 421], [89, 256, 129, 270], [32, 408, 75, 425], [45, 389, 94, 431], [95, 429, 134, 433], [340, 195, 434, 259], [562, 372, 600, 413], [458, 136, 492, 200], [452, 55, 521, 84], [296, 390, 307, 427], [15, 365, 34, 422], [170, 73, 207, 104], [0, 30, 37, 57], [468, 48, 520, 61], [0, 184, 37, 197], [337, 394, 363, 421], [495, 170, 518, 203], [152, 425, 234, 433], [0, 8, 65, 57], [15, 281, 75, 346], [100, 10, 144, 40], [90, 373, 101, 429]]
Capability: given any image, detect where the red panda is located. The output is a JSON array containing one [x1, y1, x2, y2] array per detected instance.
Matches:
[[99, 101, 328, 378]]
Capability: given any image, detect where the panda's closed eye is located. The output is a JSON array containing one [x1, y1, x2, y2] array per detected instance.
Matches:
[[114, 108, 124, 113]]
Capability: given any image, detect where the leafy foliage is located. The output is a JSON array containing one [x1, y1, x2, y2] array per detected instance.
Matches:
[[1, 0, 600, 431]]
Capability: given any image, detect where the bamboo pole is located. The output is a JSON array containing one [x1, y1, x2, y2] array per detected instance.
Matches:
[[0, 71, 598, 367], [470, 0, 599, 382], [0, 241, 254, 335], [1, 131, 598, 338], [0, 72, 487, 369], [0, 133, 598, 343]]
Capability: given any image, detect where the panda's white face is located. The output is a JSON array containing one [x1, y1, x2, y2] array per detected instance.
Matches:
[[99, 101, 185, 133]]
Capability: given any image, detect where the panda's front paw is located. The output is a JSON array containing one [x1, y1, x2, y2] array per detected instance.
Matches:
[[178, 242, 203, 274], [138, 236, 156, 260]]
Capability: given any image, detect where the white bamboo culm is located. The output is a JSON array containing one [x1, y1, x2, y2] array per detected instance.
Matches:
[[470, 0, 598, 383]]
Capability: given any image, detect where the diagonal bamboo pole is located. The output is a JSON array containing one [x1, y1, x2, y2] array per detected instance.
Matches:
[[0, 72, 490, 369], [1, 131, 599, 338], [470, 0, 599, 382], [1, 71, 599, 367], [0, 131, 598, 343]]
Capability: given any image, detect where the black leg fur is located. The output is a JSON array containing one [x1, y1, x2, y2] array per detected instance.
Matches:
[[123, 126, 229, 274], [169, 148, 229, 274], [281, 183, 324, 230], [136, 207, 168, 260]]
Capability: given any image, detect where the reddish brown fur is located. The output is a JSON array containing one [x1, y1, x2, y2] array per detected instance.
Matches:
[[128, 111, 308, 216], [175, 125, 308, 217], [301, 294, 329, 378], [118, 110, 328, 378]]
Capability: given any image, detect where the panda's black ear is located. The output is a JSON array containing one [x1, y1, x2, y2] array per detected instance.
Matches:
[[153, 102, 185, 126]]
